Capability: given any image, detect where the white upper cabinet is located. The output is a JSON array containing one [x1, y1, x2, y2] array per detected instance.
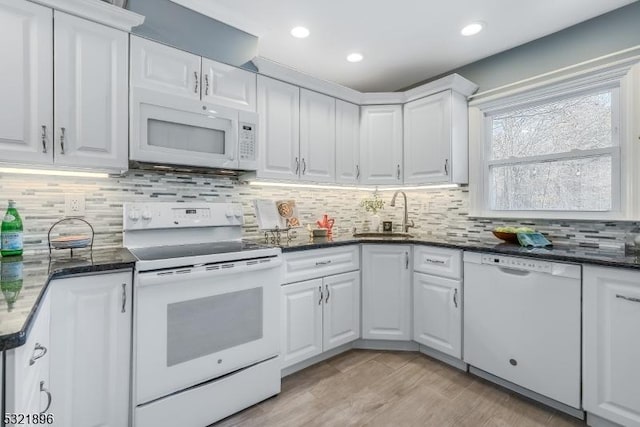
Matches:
[[360, 105, 403, 185], [335, 100, 360, 184], [130, 35, 201, 99], [299, 89, 336, 182], [257, 75, 300, 180], [583, 266, 640, 427], [54, 12, 128, 171], [201, 58, 256, 111], [404, 90, 469, 184], [0, 0, 53, 166]]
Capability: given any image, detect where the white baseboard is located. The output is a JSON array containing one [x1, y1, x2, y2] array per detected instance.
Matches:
[[353, 339, 419, 351], [419, 345, 467, 371], [281, 343, 353, 377], [586, 412, 625, 427]]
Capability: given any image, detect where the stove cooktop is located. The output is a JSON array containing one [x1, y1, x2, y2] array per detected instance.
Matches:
[[129, 240, 272, 262]]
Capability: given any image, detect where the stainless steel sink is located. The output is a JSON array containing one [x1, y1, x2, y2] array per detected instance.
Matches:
[[353, 232, 414, 238]]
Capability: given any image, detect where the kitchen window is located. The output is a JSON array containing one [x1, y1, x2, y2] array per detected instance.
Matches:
[[468, 60, 640, 220]]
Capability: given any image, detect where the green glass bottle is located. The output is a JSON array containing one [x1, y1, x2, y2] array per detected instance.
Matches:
[[1, 200, 24, 257], [1, 256, 23, 311]]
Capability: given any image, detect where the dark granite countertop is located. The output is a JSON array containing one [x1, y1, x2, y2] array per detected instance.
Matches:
[[0, 248, 136, 351], [268, 233, 640, 270]]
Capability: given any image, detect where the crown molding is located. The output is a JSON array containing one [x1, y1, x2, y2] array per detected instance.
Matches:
[[29, 0, 145, 32], [254, 57, 478, 106]]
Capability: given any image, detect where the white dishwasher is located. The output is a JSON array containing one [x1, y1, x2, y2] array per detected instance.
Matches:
[[463, 252, 581, 410]]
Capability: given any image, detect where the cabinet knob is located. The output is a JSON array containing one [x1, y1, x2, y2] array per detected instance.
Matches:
[[60, 127, 66, 155], [397, 164, 401, 180], [325, 284, 330, 303], [41, 125, 47, 154], [29, 343, 47, 366], [444, 158, 449, 175], [318, 286, 323, 305], [194, 71, 199, 94]]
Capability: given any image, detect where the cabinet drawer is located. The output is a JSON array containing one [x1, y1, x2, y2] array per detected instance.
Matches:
[[283, 246, 359, 284], [413, 246, 462, 279]]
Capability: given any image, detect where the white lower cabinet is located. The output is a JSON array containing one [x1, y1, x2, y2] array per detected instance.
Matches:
[[49, 270, 133, 427], [280, 278, 324, 368], [5, 293, 52, 422], [413, 272, 461, 358], [362, 245, 411, 341], [281, 271, 360, 369], [584, 266, 640, 427]]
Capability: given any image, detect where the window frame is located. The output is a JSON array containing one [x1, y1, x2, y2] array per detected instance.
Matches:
[[468, 60, 638, 221]]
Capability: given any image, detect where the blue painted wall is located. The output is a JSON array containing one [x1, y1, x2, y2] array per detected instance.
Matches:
[[405, 2, 640, 91]]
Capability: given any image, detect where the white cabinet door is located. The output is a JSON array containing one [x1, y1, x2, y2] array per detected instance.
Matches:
[[584, 266, 640, 427], [0, 0, 53, 165], [54, 12, 128, 171], [257, 75, 300, 180], [50, 271, 132, 427], [201, 58, 256, 111], [360, 105, 403, 185], [335, 100, 360, 184], [413, 272, 461, 358], [5, 293, 51, 418], [299, 89, 336, 182], [280, 279, 323, 369], [323, 271, 360, 351], [403, 91, 451, 184], [130, 35, 201, 99], [362, 245, 411, 340]]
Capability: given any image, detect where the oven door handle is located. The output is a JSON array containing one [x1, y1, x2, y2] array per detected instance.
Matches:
[[136, 257, 282, 288]]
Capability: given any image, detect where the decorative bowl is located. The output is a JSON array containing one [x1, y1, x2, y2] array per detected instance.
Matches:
[[492, 231, 520, 244]]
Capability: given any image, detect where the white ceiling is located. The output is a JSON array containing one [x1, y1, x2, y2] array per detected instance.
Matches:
[[171, 0, 636, 92]]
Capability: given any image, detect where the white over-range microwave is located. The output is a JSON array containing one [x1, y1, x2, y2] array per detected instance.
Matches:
[[130, 88, 258, 170]]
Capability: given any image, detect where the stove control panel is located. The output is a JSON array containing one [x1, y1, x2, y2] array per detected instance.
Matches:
[[123, 202, 244, 230]]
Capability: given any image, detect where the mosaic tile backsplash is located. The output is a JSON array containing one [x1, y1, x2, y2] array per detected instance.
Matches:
[[0, 169, 636, 253]]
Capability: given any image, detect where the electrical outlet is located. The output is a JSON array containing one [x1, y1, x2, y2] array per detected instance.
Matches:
[[65, 193, 85, 217]]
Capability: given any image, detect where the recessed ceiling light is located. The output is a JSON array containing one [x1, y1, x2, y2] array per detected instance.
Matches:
[[290, 26, 310, 38], [461, 22, 484, 36], [347, 53, 363, 63]]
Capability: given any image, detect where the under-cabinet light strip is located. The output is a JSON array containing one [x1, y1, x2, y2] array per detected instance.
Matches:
[[0, 167, 110, 178], [247, 181, 459, 191]]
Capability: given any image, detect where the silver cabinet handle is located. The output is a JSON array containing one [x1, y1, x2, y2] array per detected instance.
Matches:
[[204, 73, 209, 96], [318, 286, 323, 305], [60, 127, 65, 154], [617, 294, 640, 303], [121, 283, 127, 313], [453, 288, 459, 308], [41, 125, 47, 153], [356, 164, 360, 179], [29, 343, 47, 366], [295, 157, 300, 174], [302, 158, 307, 175], [315, 260, 332, 266], [426, 258, 445, 265], [444, 158, 449, 175], [405, 252, 409, 269], [397, 164, 401, 180], [194, 71, 199, 94], [40, 381, 52, 413], [325, 284, 330, 303]]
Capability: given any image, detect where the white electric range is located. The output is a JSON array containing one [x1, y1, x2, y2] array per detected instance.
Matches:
[[123, 202, 282, 427]]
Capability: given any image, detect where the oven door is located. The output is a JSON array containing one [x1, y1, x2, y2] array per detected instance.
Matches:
[[134, 256, 281, 405], [131, 88, 239, 169]]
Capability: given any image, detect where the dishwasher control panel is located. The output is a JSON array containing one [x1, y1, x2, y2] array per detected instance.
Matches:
[[480, 254, 553, 274]]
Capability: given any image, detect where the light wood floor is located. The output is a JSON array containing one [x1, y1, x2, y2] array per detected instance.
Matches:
[[214, 350, 586, 427]]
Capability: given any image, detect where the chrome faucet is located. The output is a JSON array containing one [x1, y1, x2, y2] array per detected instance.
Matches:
[[390, 191, 415, 233]]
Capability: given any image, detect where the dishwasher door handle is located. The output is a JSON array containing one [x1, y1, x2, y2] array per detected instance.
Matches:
[[497, 266, 532, 276]]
